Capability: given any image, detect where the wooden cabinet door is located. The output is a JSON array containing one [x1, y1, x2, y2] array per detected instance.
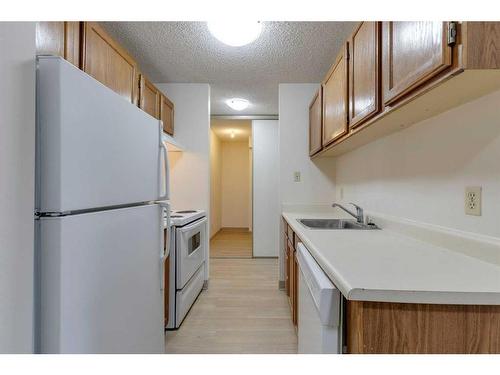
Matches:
[[309, 88, 323, 156], [285, 238, 290, 296], [82, 22, 138, 104], [36, 22, 81, 67], [322, 45, 349, 146], [349, 22, 381, 128], [160, 94, 175, 135], [382, 22, 453, 105], [36, 22, 65, 58], [288, 241, 294, 312], [139, 74, 160, 119]]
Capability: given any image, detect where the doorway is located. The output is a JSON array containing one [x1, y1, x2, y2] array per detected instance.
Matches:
[[209, 119, 253, 258]]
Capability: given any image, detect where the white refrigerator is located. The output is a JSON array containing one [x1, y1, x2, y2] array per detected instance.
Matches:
[[35, 56, 170, 353]]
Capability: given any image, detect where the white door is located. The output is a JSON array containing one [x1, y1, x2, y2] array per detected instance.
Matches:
[[37, 57, 163, 213], [39, 204, 164, 353], [175, 218, 207, 288], [252, 120, 279, 257]]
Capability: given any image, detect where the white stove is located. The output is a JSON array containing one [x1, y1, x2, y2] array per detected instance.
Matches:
[[168, 209, 206, 227], [164, 209, 208, 329]]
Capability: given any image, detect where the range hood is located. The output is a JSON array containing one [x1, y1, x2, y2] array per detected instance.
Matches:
[[162, 132, 184, 152]]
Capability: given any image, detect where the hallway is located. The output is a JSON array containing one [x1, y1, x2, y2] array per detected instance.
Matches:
[[210, 228, 253, 258], [165, 258, 297, 354]]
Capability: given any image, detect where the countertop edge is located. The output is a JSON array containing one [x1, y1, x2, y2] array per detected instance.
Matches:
[[282, 211, 500, 306]]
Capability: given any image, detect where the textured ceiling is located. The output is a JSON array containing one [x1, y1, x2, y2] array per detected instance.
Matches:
[[211, 120, 251, 141], [102, 22, 356, 116]]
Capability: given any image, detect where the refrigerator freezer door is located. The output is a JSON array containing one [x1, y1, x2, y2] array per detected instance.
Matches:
[[37, 56, 161, 213], [39, 204, 164, 353]]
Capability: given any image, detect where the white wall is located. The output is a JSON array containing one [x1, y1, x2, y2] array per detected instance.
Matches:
[[278, 84, 337, 281], [209, 130, 222, 237], [279, 84, 336, 206], [334, 89, 500, 239], [0, 22, 36, 353], [221, 141, 250, 228], [156, 83, 211, 267], [156, 84, 210, 212], [253, 120, 280, 257]]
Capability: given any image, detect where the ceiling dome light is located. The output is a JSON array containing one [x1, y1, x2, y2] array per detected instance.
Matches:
[[226, 98, 249, 111], [207, 21, 262, 47]]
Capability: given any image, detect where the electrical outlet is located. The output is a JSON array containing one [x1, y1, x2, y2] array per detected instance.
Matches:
[[465, 186, 482, 216], [339, 187, 344, 200], [293, 171, 301, 182]]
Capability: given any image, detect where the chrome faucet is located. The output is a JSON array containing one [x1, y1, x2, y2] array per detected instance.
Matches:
[[332, 202, 364, 223]]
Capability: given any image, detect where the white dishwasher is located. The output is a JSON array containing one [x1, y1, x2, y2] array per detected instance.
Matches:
[[296, 242, 341, 354]]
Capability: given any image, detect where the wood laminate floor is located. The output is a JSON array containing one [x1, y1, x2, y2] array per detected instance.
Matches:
[[165, 258, 297, 354], [210, 228, 253, 258]]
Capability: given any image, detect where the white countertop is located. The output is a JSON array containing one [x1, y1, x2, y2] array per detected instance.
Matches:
[[283, 208, 500, 305]]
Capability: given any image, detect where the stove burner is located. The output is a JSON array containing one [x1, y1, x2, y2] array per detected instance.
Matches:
[[176, 210, 197, 214]]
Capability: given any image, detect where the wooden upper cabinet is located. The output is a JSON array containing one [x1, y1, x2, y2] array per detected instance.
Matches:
[[349, 22, 381, 128], [139, 74, 161, 119], [36, 22, 81, 67], [309, 88, 323, 155], [382, 22, 453, 105], [322, 45, 349, 146], [36, 22, 65, 57], [160, 94, 174, 135], [82, 22, 138, 104]]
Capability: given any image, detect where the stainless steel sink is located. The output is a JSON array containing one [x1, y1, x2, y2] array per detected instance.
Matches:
[[297, 218, 380, 230]]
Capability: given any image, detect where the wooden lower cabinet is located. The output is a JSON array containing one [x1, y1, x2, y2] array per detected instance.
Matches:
[[285, 236, 290, 297], [287, 240, 294, 306], [292, 251, 299, 326], [283, 218, 299, 328], [347, 301, 500, 354]]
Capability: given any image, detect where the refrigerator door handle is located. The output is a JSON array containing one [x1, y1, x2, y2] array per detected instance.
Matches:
[[159, 121, 170, 201], [158, 200, 171, 291]]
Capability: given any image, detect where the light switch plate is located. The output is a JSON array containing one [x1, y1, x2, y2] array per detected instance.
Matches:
[[465, 186, 481, 216], [293, 171, 301, 182]]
